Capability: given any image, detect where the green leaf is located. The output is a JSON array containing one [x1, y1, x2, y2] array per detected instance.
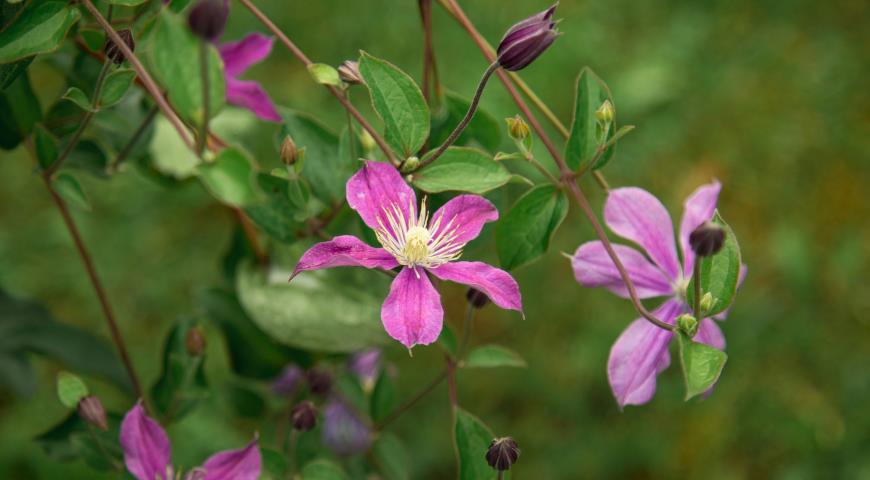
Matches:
[[244, 173, 310, 244], [98, 68, 136, 108], [677, 331, 728, 400], [370, 371, 398, 423], [224, 382, 266, 418], [64, 140, 110, 178], [236, 259, 390, 353], [61, 87, 95, 112], [307, 63, 342, 87], [54, 173, 92, 212], [260, 448, 290, 480], [107, 0, 151, 5], [0, 70, 40, 150], [454, 408, 497, 480], [373, 433, 410, 480], [0, 57, 33, 90], [34, 124, 58, 170], [149, 9, 225, 125], [496, 185, 569, 270], [35, 412, 124, 470], [150, 317, 209, 421], [430, 91, 501, 152], [465, 344, 527, 369], [686, 211, 742, 316], [412, 147, 511, 194], [0, 2, 81, 63], [56, 371, 88, 408], [564, 67, 615, 171], [438, 323, 458, 358], [197, 147, 260, 207], [358, 51, 429, 158], [301, 459, 350, 480], [280, 109, 347, 203], [149, 115, 201, 178], [0, 351, 35, 397]]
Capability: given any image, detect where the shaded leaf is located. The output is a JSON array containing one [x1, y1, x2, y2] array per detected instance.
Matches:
[[430, 91, 501, 152], [54, 173, 92, 212], [465, 344, 527, 369], [280, 109, 346, 203], [412, 147, 511, 194], [244, 173, 311, 243], [373, 432, 410, 480], [301, 459, 349, 480], [150, 317, 209, 422], [34, 124, 58, 170], [197, 147, 260, 207], [454, 408, 497, 480], [0, 1, 81, 63], [98, 68, 136, 108], [0, 71, 40, 150], [496, 185, 568, 270]]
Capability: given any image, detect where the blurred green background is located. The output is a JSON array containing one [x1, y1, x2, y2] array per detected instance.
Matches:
[[1, 0, 868, 478]]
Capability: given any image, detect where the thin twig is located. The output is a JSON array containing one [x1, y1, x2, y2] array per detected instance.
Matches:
[[111, 105, 158, 171], [692, 259, 702, 319], [457, 303, 476, 359], [234, 207, 268, 265], [376, 369, 448, 430]]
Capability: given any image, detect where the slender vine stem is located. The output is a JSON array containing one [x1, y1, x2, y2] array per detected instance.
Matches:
[[197, 41, 210, 155], [418, 0, 441, 104], [375, 368, 448, 431], [457, 303, 476, 359], [235, 0, 400, 167], [111, 105, 158, 171], [692, 259, 702, 319], [344, 90, 357, 162]]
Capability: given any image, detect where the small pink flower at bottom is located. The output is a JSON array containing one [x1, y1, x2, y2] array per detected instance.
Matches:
[[570, 181, 746, 408], [292, 161, 523, 349], [120, 403, 260, 480]]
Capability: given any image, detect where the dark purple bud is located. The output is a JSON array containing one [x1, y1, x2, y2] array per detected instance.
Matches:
[[496, 3, 560, 71], [271, 364, 304, 397], [306, 367, 333, 395], [689, 221, 726, 257], [322, 399, 372, 456], [104, 29, 135, 65], [337, 60, 363, 85], [185, 326, 206, 356], [466, 287, 490, 309], [291, 400, 318, 431], [485, 437, 520, 471], [187, 0, 229, 42], [348, 349, 381, 389], [77, 395, 108, 431]]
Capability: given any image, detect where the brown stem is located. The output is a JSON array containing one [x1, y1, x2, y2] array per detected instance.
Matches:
[[111, 105, 158, 171], [235, 0, 399, 167], [446, 357, 458, 408], [233, 207, 268, 266], [419, 0, 437, 104], [692, 258, 702, 318], [376, 369, 448, 430], [196, 41, 210, 156]]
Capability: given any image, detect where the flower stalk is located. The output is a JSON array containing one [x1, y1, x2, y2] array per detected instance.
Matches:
[[197, 41, 210, 155]]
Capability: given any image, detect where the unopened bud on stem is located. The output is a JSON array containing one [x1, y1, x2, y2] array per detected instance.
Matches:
[[496, 4, 560, 71], [306, 368, 333, 395], [595, 99, 614, 126], [291, 401, 318, 431], [187, 0, 229, 42], [677, 313, 699, 338], [700, 292, 715, 313], [466, 288, 490, 309], [78, 395, 108, 431], [338, 60, 363, 85], [506, 115, 530, 142], [185, 326, 206, 356], [689, 221, 726, 257], [280, 135, 299, 165], [104, 29, 135, 65], [486, 437, 520, 471]]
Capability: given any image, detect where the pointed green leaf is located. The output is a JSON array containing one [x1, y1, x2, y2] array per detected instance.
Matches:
[[98, 69, 136, 108], [371, 371, 398, 423], [465, 344, 527, 369], [454, 408, 497, 480], [565, 67, 615, 171], [412, 147, 511, 194], [373, 433, 410, 480], [0, 2, 81, 63], [307, 63, 342, 87], [430, 91, 501, 152], [34, 124, 58, 169], [686, 211, 742, 316], [151, 317, 209, 421], [358, 51, 429, 158], [496, 184, 569, 270], [54, 173, 92, 212], [197, 147, 260, 207], [280, 109, 347, 203], [61, 87, 95, 112], [244, 173, 310, 244], [56, 371, 88, 408], [0, 57, 33, 90], [0, 71, 41, 150], [677, 331, 728, 400]]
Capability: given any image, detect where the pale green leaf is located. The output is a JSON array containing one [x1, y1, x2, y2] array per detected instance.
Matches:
[[307, 63, 342, 87], [197, 147, 260, 207], [412, 147, 511, 194], [686, 211, 742, 316], [62, 87, 95, 112], [0, 2, 81, 63], [677, 331, 728, 400], [465, 344, 527, 369], [454, 408, 497, 480], [56, 371, 88, 408], [98, 69, 136, 108]]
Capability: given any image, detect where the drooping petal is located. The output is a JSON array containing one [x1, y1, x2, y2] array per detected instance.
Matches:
[[695, 318, 726, 350], [607, 300, 682, 408], [428, 261, 522, 313], [219, 33, 274, 77], [571, 241, 673, 299], [225, 77, 281, 122], [291, 236, 398, 279], [346, 161, 416, 233], [322, 399, 373, 456], [428, 195, 499, 247], [605, 187, 681, 281], [381, 267, 443, 348], [678, 180, 721, 276], [199, 438, 261, 480], [120, 403, 172, 480]]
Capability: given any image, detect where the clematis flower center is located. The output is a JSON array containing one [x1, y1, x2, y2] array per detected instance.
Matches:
[[375, 197, 464, 269], [403, 226, 431, 264]]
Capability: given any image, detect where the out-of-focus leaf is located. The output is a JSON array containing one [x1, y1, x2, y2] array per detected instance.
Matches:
[[430, 91, 501, 152], [54, 173, 92, 212], [197, 147, 260, 207], [280, 109, 347, 203], [107, 0, 150, 5], [301, 459, 349, 480], [0, 71, 40, 150], [61, 87, 95, 112], [236, 260, 390, 353], [149, 115, 200, 178], [412, 147, 511, 194], [260, 448, 290, 480], [56, 371, 88, 408], [224, 382, 266, 418], [34, 124, 58, 170], [496, 185, 568, 270], [0, 1, 81, 63], [454, 408, 497, 480], [358, 52, 429, 158], [35, 412, 123, 471], [373, 432, 410, 480], [0, 351, 35, 396], [465, 344, 527, 369], [677, 331, 728, 400], [64, 139, 109, 178], [565, 67, 615, 171], [150, 317, 209, 422], [98, 68, 136, 109], [244, 173, 311, 244], [370, 371, 397, 423], [0, 57, 33, 90], [686, 211, 742, 316]]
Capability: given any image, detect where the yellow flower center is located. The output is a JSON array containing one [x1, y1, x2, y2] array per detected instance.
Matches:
[[374, 197, 464, 269], [403, 226, 431, 265]]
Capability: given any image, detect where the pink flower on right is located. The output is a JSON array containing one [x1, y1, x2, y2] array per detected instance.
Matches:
[[570, 181, 746, 408]]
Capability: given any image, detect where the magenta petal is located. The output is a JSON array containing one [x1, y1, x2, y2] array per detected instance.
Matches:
[[219, 33, 274, 77], [571, 241, 673, 299], [429, 261, 523, 313], [292, 236, 398, 278], [120, 403, 172, 480], [225, 77, 281, 122], [381, 267, 443, 348], [199, 438, 261, 480], [607, 300, 682, 408], [605, 187, 681, 281], [695, 318, 725, 350], [678, 180, 721, 276], [428, 194, 499, 246], [346, 161, 416, 232]]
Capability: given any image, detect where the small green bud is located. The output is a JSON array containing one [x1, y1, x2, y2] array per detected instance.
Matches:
[[506, 115, 530, 142], [280, 135, 298, 165], [677, 314, 698, 338], [359, 129, 376, 152], [401, 156, 420, 173], [595, 100, 614, 126], [700, 292, 715, 313]]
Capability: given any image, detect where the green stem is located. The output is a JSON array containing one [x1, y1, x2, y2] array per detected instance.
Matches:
[[524, 150, 561, 186], [86, 425, 123, 471], [458, 303, 476, 360], [692, 257, 702, 318], [344, 89, 357, 162], [111, 105, 158, 171], [375, 369, 448, 430], [197, 41, 210, 156]]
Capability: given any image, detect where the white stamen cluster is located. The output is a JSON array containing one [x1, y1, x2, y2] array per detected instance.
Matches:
[[375, 198, 464, 270]]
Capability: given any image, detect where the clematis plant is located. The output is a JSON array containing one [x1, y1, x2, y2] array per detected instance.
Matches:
[[571, 181, 745, 407], [218, 33, 281, 122], [120, 403, 261, 480], [292, 161, 523, 349]]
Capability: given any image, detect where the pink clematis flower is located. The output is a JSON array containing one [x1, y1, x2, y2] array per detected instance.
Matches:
[[292, 161, 523, 349], [218, 32, 281, 122], [120, 403, 261, 480], [571, 181, 746, 408]]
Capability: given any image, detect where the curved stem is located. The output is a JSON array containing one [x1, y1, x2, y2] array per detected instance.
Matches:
[[414, 61, 499, 171], [235, 0, 400, 167], [375, 368, 448, 431], [111, 105, 158, 171]]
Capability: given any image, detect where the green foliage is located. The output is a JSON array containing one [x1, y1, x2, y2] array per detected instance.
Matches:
[[370, 371, 398, 422], [0, 71, 40, 149], [244, 173, 311, 243], [430, 91, 501, 152], [35, 412, 124, 471], [53, 173, 92, 212], [55, 371, 88, 408], [307, 63, 342, 87], [149, 116, 201, 178], [358, 52, 429, 158], [61, 87, 94, 112], [301, 459, 349, 480], [0, 1, 80, 63], [412, 147, 511, 194], [497, 184, 568, 270], [373, 432, 410, 480], [197, 147, 260, 207], [33, 124, 58, 169], [565, 67, 616, 171], [98, 69, 136, 109], [454, 408, 497, 480], [280, 109, 347, 203], [687, 211, 742, 316], [677, 331, 728, 400], [150, 317, 209, 422], [465, 344, 527, 369]]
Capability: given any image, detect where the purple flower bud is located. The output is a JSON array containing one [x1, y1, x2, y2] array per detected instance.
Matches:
[[689, 221, 726, 257], [322, 400, 372, 456], [104, 29, 135, 65], [485, 437, 520, 471], [306, 367, 333, 395], [291, 401, 318, 431], [77, 395, 108, 431], [271, 365, 304, 397], [187, 0, 229, 42], [466, 287, 490, 309], [347, 349, 381, 389], [337, 60, 363, 85], [496, 4, 560, 71]]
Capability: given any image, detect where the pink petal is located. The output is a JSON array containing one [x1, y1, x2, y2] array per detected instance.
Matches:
[[429, 261, 523, 313], [695, 318, 725, 350], [571, 241, 673, 299], [678, 180, 721, 277], [608, 300, 682, 408], [346, 161, 416, 232], [225, 77, 281, 122], [427, 194, 499, 247], [381, 267, 443, 348], [120, 403, 172, 480], [219, 33, 274, 77], [605, 187, 681, 281], [291, 235, 398, 279], [199, 438, 261, 480]]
